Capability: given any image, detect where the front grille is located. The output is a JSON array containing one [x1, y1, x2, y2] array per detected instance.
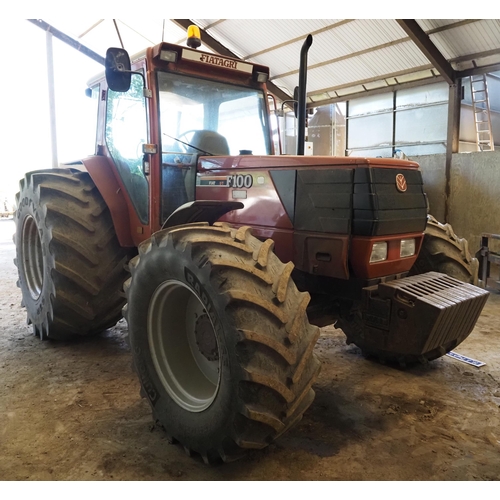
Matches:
[[353, 167, 427, 236]]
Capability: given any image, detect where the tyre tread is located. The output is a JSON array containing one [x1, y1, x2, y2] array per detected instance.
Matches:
[[14, 169, 133, 339], [126, 223, 320, 462]]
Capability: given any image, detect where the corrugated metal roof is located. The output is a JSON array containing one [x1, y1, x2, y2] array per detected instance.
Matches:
[[34, 18, 500, 105], [187, 18, 500, 104], [194, 19, 343, 59], [430, 20, 500, 60], [417, 19, 465, 31]]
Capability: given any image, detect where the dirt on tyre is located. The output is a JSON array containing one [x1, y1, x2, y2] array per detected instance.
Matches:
[[14, 168, 133, 340], [409, 214, 479, 285], [124, 222, 321, 463], [337, 215, 480, 365]]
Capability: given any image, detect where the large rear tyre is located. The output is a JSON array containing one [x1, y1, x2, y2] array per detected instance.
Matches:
[[409, 214, 479, 285], [14, 169, 133, 340], [337, 215, 479, 365], [124, 222, 320, 463]]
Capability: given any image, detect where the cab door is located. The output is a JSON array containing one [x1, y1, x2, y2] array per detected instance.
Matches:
[[105, 67, 150, 228]]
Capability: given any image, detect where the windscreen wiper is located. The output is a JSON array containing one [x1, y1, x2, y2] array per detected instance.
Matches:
[[162, 132, 214, 156]]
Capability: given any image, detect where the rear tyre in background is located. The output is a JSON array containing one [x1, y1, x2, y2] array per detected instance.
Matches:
[[409, 214, 479, 285], [14, 169, 133, 340]]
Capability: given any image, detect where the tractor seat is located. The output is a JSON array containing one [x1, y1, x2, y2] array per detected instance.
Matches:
[[190, 130, 230, 155]]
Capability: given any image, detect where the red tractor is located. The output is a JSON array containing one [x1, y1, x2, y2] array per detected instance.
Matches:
[[14, 29, 489, 463]]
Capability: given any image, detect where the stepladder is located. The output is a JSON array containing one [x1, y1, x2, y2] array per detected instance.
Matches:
[[470, 74, 495, 152]]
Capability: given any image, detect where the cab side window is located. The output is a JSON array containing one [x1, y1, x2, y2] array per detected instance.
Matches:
[[105, 73, 149, 224]]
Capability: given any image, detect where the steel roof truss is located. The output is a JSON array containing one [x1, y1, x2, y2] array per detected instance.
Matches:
[[397, 19, 456, 85]]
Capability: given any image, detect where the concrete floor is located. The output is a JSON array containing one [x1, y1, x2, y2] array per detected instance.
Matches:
[[1, 216, 499, 482]]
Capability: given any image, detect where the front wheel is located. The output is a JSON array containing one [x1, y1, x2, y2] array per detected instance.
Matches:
[[124, 222, 320, 463]]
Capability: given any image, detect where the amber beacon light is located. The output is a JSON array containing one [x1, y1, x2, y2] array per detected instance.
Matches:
[[187, 25, 201, 49]]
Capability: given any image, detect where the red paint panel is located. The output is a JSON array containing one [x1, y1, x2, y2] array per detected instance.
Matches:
[[196, 170, 293, 230], [350, 233, 424, 279], [294, 232, 350, 279]]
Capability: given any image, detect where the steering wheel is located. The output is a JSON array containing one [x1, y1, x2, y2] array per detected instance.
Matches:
[[175, 130, 199, 153]]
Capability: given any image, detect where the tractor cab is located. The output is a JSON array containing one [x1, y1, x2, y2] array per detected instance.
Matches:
[[99, 30, 274, 236]]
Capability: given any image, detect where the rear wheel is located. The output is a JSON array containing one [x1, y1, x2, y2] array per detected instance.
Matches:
[[14, 168, 133, 340], [337, 215, 479, 365], [124, 222, 320, 463], [409, 214, 478, 285]]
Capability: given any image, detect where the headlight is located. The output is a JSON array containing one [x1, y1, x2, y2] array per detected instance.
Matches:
[[400, 238, 416, 258], [160, 50, 178, 62], [370, 242, 388, 263]]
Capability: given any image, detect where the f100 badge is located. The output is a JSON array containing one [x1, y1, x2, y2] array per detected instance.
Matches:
[[198, 174, 253, 188], [395, 173, 407, 192]]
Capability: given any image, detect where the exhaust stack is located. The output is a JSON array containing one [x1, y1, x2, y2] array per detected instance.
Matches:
[[296, 35, 313, 155]]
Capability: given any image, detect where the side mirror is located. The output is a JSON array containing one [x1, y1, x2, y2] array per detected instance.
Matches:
[[105, 47, 132, 92], [293, 86, 299, 118]]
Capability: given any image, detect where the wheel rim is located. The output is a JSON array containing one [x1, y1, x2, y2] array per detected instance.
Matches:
[[21, 215, 44, 300], [148, 280, 221, 412]]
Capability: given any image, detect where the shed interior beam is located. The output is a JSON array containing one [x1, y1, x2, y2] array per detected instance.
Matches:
[[457, 63, 500, 78], [27, 19, 105, 66], [397, 19, 456, 84]]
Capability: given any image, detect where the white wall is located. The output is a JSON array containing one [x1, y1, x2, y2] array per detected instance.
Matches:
[[413, 151, 500, 254]]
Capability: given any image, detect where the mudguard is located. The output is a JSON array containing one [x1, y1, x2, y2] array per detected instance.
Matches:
[[162, 200, 243, 229]]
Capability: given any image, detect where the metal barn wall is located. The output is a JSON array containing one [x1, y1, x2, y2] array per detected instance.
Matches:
[[414, 151, 500, 253], [301, 74, 499, 157], [346, 82, 450, 158]]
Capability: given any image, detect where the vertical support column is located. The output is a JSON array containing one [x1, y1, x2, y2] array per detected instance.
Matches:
[[46, 31, 58, 168], [444, 78, 461, 223], [480, 234, 489, 286], [392, 91, 397, 157], [345, 101, 350, 156]]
